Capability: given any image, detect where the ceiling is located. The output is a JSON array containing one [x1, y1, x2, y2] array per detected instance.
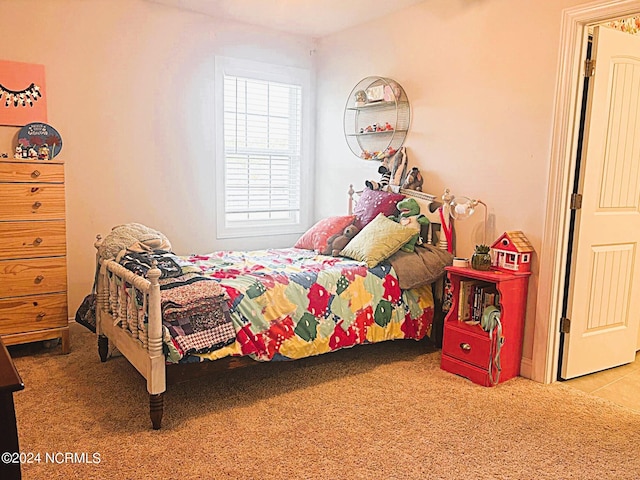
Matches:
[[145, 0, 427, 37]]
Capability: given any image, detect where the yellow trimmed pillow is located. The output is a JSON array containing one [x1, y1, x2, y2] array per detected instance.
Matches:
[[340, 213, 419, 268]]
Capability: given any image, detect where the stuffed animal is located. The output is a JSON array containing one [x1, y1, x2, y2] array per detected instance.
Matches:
[[402, 167, 423, 192], [389, 197, 430, 252], [326, 224, 359, 256], [365, 165, 391, 191], [385, 147, 408, 187]]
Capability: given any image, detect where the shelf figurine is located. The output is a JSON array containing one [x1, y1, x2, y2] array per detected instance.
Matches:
[[14, 144, 22, 158], [354, 90, 367, 107], [38, 144, 50, 160]]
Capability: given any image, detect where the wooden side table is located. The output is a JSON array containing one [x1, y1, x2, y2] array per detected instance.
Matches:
[[0, 337, 24, 480]]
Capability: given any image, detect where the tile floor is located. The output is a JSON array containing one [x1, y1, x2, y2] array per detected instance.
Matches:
[[562, 351, 640, 413]]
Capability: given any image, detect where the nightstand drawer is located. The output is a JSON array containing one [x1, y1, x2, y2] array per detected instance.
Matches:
[[0, 221, 66, 260], [0, 258, 67, 298], [0, 162, 64, 183], [0, 293, 68, 335], [442, 323, 490, 369], [0, 184, 65, 221]]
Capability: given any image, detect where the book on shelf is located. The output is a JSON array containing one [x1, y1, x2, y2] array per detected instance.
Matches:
[[458, 280, 500, 324], [457, 280, 477, 322]]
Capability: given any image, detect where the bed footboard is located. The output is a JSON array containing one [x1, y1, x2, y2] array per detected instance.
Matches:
[[94, 237, 166, 429]]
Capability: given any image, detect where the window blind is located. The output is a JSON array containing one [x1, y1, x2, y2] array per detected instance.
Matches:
[[223, 75, 302, 225]]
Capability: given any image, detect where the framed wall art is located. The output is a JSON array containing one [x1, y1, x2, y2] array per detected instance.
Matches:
[[0, 60, 47, 126]]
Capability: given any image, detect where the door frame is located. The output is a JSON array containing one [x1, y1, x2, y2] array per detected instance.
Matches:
[[532, 0, 640, 384]]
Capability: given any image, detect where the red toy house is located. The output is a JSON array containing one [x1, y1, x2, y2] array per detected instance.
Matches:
[[491, 231, 534, 273]]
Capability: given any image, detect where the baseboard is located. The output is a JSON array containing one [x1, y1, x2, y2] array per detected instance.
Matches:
[[520, 357, 533, 380]]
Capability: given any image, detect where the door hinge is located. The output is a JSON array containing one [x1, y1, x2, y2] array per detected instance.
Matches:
[[570, 193, 583, 210], [560, 317, 571, 334], [585, 59, 596, 77]]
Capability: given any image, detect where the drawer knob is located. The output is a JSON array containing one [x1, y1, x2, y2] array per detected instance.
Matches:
[[33, 237, 43, 245], [31, 170, 41, 178], [32, 201, 42, 209], [34, 275, 44, 284], [460, 343, 471, 351], [36, 312, 46, 320]]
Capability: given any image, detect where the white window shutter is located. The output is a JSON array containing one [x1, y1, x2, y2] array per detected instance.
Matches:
[[215, 58, 311, 238]]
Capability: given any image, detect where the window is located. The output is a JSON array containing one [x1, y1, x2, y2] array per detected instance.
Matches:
[[215, 57, 312, 238]]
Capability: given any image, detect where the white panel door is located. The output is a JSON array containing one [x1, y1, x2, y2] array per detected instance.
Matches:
[[561, 26, 640, 379]]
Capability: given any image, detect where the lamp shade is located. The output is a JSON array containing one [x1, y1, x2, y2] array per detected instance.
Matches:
[[450, 196, 479, 220], [447, 194, 488, 245]]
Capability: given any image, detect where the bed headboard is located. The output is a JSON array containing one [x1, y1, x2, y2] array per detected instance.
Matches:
[[348, 185, 451, 252]]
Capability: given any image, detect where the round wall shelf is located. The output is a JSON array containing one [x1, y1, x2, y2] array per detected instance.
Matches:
[[343, 76, 410, 160]]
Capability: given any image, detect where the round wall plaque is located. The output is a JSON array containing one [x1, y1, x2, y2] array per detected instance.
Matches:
[[17, 122, 63, 160]]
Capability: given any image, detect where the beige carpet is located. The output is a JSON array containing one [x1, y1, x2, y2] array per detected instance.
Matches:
[[8, 322, 640, 480]]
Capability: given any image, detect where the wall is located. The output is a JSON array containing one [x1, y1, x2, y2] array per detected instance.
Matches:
[[314, 0, 587, 363], [0, 0, 598, 371], [0, 0, 316, 313]]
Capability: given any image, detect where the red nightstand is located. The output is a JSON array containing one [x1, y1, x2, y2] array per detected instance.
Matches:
[[440, 266, 531, 386]]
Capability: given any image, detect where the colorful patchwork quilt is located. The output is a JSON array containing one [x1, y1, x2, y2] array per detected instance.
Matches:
[[175, 248, 435, 363]]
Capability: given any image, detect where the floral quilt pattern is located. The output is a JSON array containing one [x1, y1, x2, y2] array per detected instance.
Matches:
[[184, 248, 434, 363]]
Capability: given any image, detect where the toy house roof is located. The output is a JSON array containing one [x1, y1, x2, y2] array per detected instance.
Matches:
[[491, 231, 534, 253]]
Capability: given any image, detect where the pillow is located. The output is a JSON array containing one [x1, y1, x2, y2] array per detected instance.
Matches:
[[340, 213, 419, 268], [295, 215, 356, 254], [353, 188, 405, 230], [387, 244, 454, 289]]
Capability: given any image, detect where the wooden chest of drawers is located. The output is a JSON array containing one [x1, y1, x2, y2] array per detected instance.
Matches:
[[0, 159, 69, 353]]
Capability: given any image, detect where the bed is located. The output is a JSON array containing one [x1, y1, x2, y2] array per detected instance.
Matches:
[[93, 187, 453, 429]]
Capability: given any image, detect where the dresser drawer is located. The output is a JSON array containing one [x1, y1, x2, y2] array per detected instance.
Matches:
[[442, 323, 491, 369], [0, 221, 66, 260], [0, 257, 67, 298], [0, 293, 68, 335], [0, 184, 65, 220], [0, 162, 64, 183]]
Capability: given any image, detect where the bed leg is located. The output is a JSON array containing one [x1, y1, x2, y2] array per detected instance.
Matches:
[[150, 393, 164, 430], [98, 335, 109, 362]]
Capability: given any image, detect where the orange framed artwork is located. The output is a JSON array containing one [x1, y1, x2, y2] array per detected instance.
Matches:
[[0, 60, 47, 127]]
